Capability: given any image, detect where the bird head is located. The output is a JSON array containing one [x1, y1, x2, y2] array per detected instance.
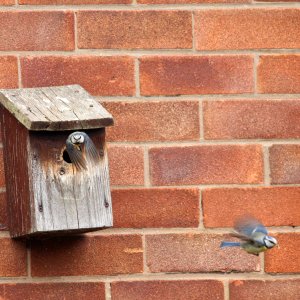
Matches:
[[70, 132, 85, 145], [263, 235, 277, 249]]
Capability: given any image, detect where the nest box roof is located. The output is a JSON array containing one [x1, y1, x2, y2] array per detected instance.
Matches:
[[0, 85, 113, 131]]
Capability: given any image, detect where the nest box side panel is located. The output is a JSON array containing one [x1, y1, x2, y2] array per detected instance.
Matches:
[[0, 106, 32, 237], [28, 129, 113, 235]]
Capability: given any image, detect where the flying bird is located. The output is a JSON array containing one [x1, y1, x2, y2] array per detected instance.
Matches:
[[66, 131, 99, 171], [220, 215, 277, 255]]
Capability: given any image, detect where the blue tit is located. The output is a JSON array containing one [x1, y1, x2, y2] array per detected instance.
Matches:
[[220, 216, 277, 256], [66, 131, 99, 171]]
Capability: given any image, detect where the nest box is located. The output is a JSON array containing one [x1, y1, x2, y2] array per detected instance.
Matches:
[[0, 85, 114, 238]]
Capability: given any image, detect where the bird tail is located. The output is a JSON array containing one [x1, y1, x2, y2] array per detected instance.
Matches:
[[220, 241, 241, 248]]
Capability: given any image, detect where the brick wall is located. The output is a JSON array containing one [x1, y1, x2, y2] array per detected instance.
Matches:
[[0, 1, 299, 300]]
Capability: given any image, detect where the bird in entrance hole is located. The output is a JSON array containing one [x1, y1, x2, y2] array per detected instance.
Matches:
[[220, 215, 277, 256], [66, 131, 99, 171]]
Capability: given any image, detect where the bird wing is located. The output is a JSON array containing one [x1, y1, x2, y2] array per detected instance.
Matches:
[[83, 134, 100, 164], [66, 140, 87, 171], [229, 232, 252, 241], [233, 215, 268, 245]]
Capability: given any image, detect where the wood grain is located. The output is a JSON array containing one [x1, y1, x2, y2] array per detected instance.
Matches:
[[28, 129, 113, 235], [0, 85, 113, 131], [0, 107, 31, 237]]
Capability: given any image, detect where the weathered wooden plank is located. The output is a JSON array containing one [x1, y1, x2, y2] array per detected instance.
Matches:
[[0, 107, 32, 237], [28, 129, 112, 234], [0, 92, 48, 129], [0, 85, 113, 131]]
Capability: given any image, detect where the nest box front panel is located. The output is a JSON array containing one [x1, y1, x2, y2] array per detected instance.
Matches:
[[28, 129, 113, 235]]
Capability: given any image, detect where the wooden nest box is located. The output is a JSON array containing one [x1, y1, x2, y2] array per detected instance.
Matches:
[[0, 85, 114, 238]]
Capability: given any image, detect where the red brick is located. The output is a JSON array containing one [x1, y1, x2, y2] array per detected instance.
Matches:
[[31, 235, 143, 276], [269, 145, 300, 184], [139, 0, 249, 3], [202, 187, 300, 228], [0, 0, 14, 6], [0, 11, 74, 51], [230, 279, 300, 300], [20, 0, 130, 3], [77, 11, 192, 49], [0, 149, 5, 188], [108, 146, 144, 186], [0, 193, 7, 231], [265, 233, 300, 273], [112, 188, 199, 228], [103, 101, 200, 142], [21, 56, 135, 96], [0, 238, 27, 276], [140, 56, 253, 96], [258, 55, 300, 93], [149, 145, 263, 185], [0, 282, 105, 300], [195, 9, 300, 50], [203, 100, 300, 140], [0, 56, 18, 89], [146, 233, 260, 273], [111, 280, 224, 300]]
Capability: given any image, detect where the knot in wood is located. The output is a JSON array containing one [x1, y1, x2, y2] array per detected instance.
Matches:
[[59, 167, 66, 175], [99, 149, 104, 157]]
